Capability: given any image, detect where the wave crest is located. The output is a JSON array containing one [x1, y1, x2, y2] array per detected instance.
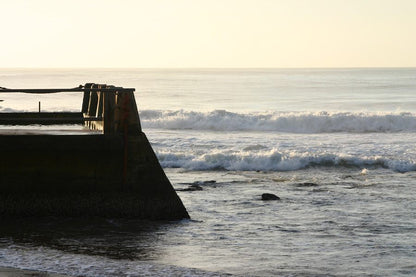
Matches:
[[140, 110, 416, 133], [156, 149, 416, 173]]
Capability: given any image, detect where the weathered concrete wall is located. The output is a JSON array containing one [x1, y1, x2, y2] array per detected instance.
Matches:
[[0, 135, 123, 192], [0, 112, 85, 125], [0, 133, 189, 219]]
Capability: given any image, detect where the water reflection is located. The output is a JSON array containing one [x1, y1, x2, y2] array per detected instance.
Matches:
[[0, 217, 173, 260]]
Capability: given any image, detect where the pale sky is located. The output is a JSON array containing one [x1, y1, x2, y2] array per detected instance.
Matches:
[[1, 0, 415, 68]]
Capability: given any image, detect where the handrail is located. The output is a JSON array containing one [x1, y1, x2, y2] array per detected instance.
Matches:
[[0, 83, 141, 134], [0, 85, 135, 94]]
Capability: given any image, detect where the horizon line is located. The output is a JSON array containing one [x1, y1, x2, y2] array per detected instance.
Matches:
[[1, 66, 415, 70]]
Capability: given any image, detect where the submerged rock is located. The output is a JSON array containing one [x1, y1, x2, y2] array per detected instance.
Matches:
[[176, 184, 204, 192], [177, 180, 218, 191], [261, 193, 280, 201], [195, 180, 216, 185], [294, 182, 319, 187]]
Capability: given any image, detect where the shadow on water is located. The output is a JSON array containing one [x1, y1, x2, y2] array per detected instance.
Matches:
[[0, 217, 178, 261]]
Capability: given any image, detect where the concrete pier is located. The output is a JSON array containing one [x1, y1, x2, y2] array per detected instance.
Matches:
[[0, 84, 189, 220]]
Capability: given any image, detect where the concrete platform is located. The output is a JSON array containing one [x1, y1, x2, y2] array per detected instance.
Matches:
[[0, 83, 189, 220]]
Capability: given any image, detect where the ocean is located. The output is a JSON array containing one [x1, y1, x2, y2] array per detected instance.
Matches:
[[0, 68, 415, 276]]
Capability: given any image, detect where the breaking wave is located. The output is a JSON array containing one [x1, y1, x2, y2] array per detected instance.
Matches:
[[156, 149, 416, 173], [140, 110, 416, 133]]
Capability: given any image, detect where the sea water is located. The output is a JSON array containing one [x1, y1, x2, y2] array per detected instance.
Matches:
[[0, 68, 415, 276]]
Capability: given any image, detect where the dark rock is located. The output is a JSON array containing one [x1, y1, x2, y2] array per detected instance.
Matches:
[[261, 193, 280, 201], [193, 180, 216, 185], [295, 182, 319, 187], [201, 180, 216, 185], [176, 184, 203, 192], [179, 180, 216, 186], [189, 184, 203, 191], [176, 180, 218, 191]]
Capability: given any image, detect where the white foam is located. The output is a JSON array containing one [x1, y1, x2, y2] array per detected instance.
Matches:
[[156, 148, 416, 173], [140, 110, 416, 133]]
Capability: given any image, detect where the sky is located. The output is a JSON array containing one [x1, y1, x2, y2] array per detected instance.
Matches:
[[1, 0, 415, 68]]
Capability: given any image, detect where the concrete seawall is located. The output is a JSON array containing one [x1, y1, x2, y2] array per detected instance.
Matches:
[[0, 84, 189, 219]]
